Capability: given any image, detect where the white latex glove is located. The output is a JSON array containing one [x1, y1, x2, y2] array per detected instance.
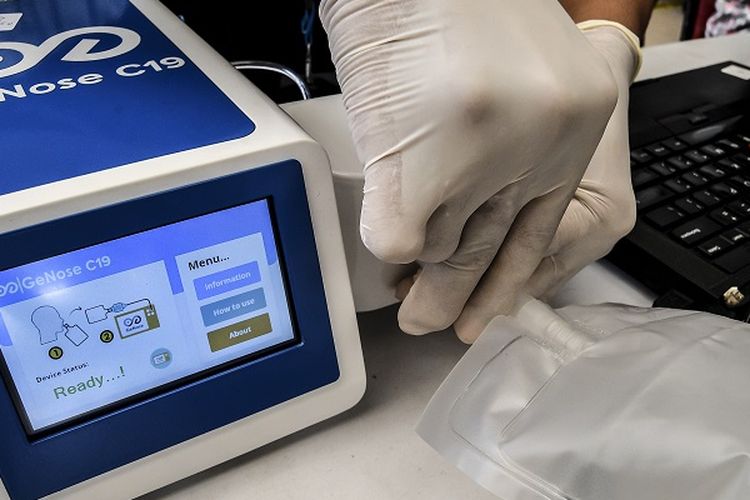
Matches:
[[398, 22, 642, 342], [321, 0, 618, 338], [525, 22, 642, 303]]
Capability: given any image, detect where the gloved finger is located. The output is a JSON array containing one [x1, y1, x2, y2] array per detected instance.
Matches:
[[542, 196, 591, 257], [360, 153, 441, 264], [395, 269, 420, 302], [525, 202, 597, 300], [397, 187, 522, 335], [454, 190, 571, 343], [527, 246, 592, 303], [529, 204, 636, 301], [419, 200, 475, 263]]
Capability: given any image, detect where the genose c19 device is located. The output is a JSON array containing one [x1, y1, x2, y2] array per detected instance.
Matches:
[[0, 1, 366, 498]]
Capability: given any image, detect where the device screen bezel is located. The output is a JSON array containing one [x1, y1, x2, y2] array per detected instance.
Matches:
[[0, 160, 341, 499], [0, 195, 302, 437]]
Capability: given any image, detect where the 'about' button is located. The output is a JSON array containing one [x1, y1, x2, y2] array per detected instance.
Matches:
[[207, 313, 272, 352]]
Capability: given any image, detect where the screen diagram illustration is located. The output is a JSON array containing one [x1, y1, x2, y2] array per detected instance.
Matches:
[[85, 299, 160, 339], [31, 305, 89, 347], [30, 298, 161, 352]]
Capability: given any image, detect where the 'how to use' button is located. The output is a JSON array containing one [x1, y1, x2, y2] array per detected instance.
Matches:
[[200, 288, 267, 327]]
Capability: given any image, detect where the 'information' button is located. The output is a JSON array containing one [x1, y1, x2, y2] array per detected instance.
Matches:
[[193, 261, 261, 300], [207, 313, 272, 352]]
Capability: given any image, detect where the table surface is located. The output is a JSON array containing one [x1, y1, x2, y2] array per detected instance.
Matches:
[[144, 33, 750, 500]]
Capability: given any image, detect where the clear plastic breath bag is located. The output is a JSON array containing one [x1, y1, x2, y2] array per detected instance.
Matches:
[[417, 298, 750, 500]]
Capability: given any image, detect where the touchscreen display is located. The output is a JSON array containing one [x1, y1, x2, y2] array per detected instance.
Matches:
[[0, 199, 296, 433]]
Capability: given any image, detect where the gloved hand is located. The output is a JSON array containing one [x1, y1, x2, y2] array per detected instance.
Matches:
[[525, 22, 642, 303], [399, 22, 642, 342], [321, 0, 620, 338]]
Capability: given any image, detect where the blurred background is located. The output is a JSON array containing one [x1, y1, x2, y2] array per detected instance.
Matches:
[[647, 0, 686, 44], [159, 0, 744, 103]]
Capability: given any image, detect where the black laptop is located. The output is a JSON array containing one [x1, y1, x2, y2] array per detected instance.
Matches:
[[608, 61, 750, 319]]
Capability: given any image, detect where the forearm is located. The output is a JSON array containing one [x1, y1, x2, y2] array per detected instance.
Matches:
[[558, 0, 657, 38]]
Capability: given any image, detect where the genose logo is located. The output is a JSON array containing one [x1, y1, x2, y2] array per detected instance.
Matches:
[[0, 26, 186, 102], [0, 26, 141, 78], [0, 279, 22, 297]]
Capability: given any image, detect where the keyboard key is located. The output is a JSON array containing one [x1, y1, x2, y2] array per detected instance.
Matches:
[[710, 208, 741, 226], [650, 162, 677, 177], [633, 168, 659, 187], [734, 134, 750, 144], [729, 200, 750, 217], [722, 228, 748, 244], [636, 185, 674, 210], [698, 237, 732, 258], [700, 144, 726, 158], [665, 178, 690, 194], [684, 150, 710, 164], [715, 245, 750, 273], [631, 149, 652, 164], [646, 206, 684, 228], [680, 117, 744, 145], [693, 190, 722, 207], [699, 165, 727, 179], [710, 182, 740, 199], [733, 153, 750, 167], [718, 138, 742, 151], [718, 158, 743, 172], [730, 175, 750, 190], [674, 197, 703, 215], [662, 138, 688, 151], [682, 171, 708, 187], [672, 217, 721, 245], [667, 156, 695, 170], [646, 144, 670, 157]]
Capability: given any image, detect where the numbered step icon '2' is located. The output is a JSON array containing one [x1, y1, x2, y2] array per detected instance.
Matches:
[[100, 330, 114, 343]]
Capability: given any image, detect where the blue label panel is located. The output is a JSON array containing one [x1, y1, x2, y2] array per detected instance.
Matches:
[[0, 0, 255, 196]]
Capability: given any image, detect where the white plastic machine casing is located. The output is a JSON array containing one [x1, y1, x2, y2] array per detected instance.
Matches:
[[0, 0, 365, 498], [283, 96, 417, 312]]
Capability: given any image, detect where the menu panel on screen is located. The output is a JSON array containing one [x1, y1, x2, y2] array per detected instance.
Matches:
[[0, 199, 296, 433]]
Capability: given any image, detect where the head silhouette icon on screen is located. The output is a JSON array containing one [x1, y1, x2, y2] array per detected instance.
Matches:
[[31, 306, 66, 345]]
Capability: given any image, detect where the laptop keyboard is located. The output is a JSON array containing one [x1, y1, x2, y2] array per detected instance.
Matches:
[[631, 130, 750, 274]]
